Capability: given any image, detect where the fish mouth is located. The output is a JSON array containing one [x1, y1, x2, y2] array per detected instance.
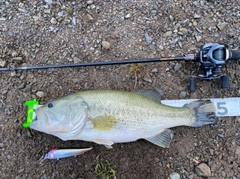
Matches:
[[32, 108, 51, 128]]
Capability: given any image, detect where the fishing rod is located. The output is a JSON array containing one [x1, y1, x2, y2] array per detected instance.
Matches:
[[1, 43, 240, 91]]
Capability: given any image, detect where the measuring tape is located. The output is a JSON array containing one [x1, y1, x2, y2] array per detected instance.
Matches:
[[161, 97, 240, 117]]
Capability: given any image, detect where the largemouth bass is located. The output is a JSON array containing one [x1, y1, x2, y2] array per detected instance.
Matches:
[[30, 89, 216, 148]]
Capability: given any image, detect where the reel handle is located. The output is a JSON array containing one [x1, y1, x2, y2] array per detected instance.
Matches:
[[229, 50, 240, 61]]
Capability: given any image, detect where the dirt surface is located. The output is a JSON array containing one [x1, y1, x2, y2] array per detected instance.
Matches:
[[0, 0, 240, 178]]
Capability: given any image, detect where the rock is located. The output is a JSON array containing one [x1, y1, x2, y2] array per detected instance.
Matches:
[[44, 9, 51, 14], [151, 68, 158, 73], [194, 14, 201, 19], [0, 143, 3, 148], [87, 0, 94, 5], [45, 0, 53, 5], [179, 28, 188, 35], [102, 41, 110, 49], [50, 18, 57, 25], [87, 14, 93, 20], [57, 11, 64, 17], [12, 57, 23, 61], [90, 4, 96, 9], [174, 63, 181, 71], [195, 163, 211, 177], [36, 91, 44, 97], [164, 31, 172, 37], [12, 51, 18, 57], [217, 22, 228, 31], [19, 2, 24, 8], [72, 17, 76, 25], [178, 41, 182, 48], [10, 71, 16, 77], [235, 146, 240, 157], [195, 35, 201, 42], [23, 85, 32, 93], [18, 83, 25, 89], [169, 172, 181, 179], [236, 116, 240, 123], [125, 14, 131, 19], [145, 33, 153, 44], [179, 91, 187, 98], [143, 76, 152, 83], [0, 60, 6, 67], [73, 57, 81, 63]]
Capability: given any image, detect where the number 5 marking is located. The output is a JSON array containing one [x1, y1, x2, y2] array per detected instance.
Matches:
[[217, 102, 228, 115]]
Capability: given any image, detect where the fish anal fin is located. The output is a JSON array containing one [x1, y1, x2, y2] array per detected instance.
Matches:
[[145, 129, 173, 148], [136, 88, 164, 103], [93, 138, 114, 148]]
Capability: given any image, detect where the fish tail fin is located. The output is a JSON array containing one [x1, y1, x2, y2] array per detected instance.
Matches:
[[187, 100, 216, 127]]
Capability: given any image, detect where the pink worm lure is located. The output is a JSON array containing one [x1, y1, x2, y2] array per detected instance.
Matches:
[[40, 148, 92, 162]]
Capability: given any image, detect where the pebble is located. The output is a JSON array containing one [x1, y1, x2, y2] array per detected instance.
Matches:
[[11, 71, 16, 77], [57, 11, 64, 17], [195, 36, 201, 42], [177, 41, 182, 48], [18, 83, 25, 89], [36, 91, 44, 97], [72, 17, 76, 25], [174, 63, 181, 71], [12, 57, 23, 61], [179, 28, 188, 35], [12, 51, 18, 57], [235, 146, 240, 157], [145, 33, 153, 44], [194, 14, 201, 19], [23, 85, 32, 93], [217, 22, 228, 31], [169, 172, 181, 179], [44, 9, 51, 14], [90, 4, 96, 9], [0, 60, 6, 67], [195, 163, 211, 177], [125, 14, 131, 19], [102, 41, 110, 49], [151, 68, 158, 73], [45, 0, 53, 5], [87, 14, 93, 20], [164, 31, 172, 37], [0, 143, 3, 148], [179, 91, 187, 98], [50, 18, 57, 25], [87, 0, 94, 5], [73, 57, 81, 63], [236, 116, 240, 123], [143, 76, 152, 83], [19, 2, 24, 8]]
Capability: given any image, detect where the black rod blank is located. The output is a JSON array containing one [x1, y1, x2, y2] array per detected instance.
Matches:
[[0, 56, 192, 71]]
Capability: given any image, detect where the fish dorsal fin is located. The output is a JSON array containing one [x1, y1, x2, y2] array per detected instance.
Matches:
[[136, 88, 164, 103], [145, 129, 173, 148]]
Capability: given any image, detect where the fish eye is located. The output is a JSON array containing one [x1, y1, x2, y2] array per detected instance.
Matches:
[[48, 102, 54, 108]]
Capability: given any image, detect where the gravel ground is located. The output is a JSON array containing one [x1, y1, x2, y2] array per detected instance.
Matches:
[[0, 0, 240, 178]]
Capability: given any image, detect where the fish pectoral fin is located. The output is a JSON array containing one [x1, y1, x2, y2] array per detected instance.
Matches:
[[136, 88, 164, 103], [145, 129, 173, 148], [93, 138, 114, 147]]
